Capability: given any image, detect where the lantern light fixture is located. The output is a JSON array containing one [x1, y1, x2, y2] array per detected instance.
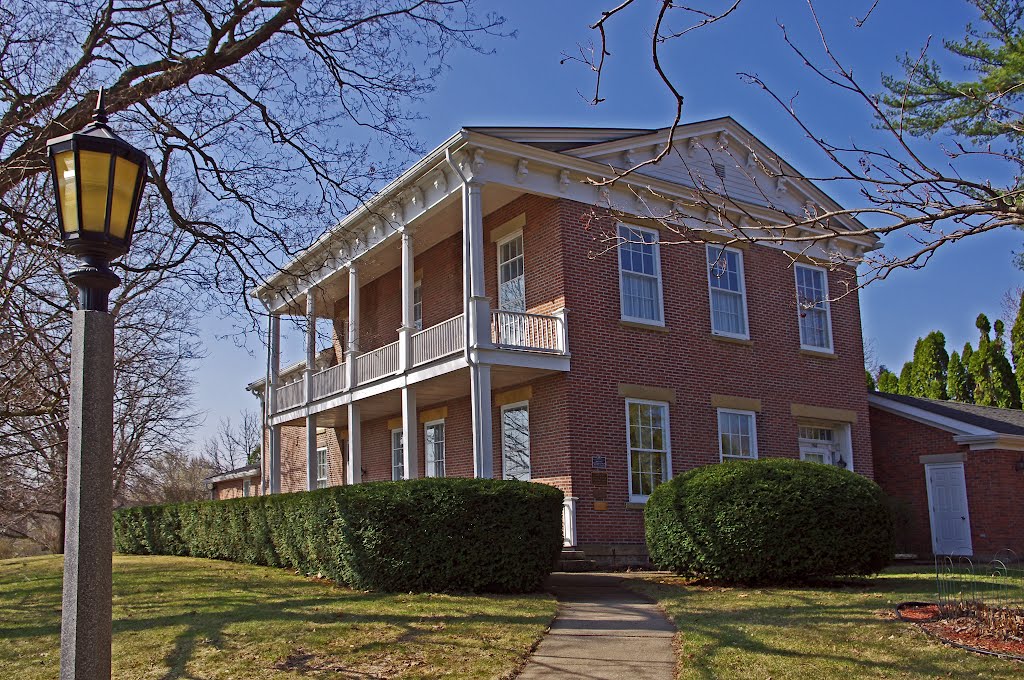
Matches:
[[46, 89, 148, 311]]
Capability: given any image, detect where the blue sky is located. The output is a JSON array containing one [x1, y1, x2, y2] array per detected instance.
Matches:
[[193, 0, 1023, 442]]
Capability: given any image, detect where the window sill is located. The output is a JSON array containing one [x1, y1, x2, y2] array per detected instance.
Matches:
[[625, 500, 647, 510], [800, 348, 838, 359], [620, 319, 669, 333], [711, 334, 753, 347]]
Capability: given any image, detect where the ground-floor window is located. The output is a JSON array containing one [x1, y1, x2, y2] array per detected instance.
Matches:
[[798, 422, 852, 470], [242, 478, 251, 497], [626, 399, 670, 501], [391, 428, 405, 480], [718, 408, 757, 461], [316, 446, 328, 488], [501, 401, 531, 481], [424, 420, 446, 477]]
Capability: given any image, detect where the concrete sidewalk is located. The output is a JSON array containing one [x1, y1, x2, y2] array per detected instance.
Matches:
[[518, 573, 676, 679]]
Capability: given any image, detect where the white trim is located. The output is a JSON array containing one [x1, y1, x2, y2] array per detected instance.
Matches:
[[717, 408, 759, 461], [315, 446, 328, 489], [705, 244, 750, 340], [424, 419, 446, 478], [924, 462, 973, 556], [796, 420, 853, 471], [500, 400, 531, 481], [617, 223, 665, 326], [794, 262, 833, 352], [625, 398, 672, 502], [866, 394, 991, 437]]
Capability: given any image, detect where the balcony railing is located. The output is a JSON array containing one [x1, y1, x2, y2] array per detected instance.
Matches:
[[312, 362, 346, 400], [356, 340, 400, 384], [413, 313, 465, 366], [275, 380, 305, 412], [491, 310, 563, 352]]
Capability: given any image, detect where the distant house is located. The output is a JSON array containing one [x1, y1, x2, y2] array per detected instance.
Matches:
[[206, 465, 262, 501], [244, 120, 878, 566], [870, 392, 1024, 558]]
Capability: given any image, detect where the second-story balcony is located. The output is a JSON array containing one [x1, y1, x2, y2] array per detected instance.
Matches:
[[271, 309, 568, 417]]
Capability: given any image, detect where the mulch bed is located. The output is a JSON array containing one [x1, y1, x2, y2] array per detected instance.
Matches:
[[894, 603, 1024, 660]]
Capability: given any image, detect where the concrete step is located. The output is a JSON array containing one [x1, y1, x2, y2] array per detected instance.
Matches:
[[558, 558, 600, 572], [560, 550, 587, 560]]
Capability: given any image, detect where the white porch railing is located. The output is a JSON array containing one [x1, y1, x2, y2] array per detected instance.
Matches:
[[413, 314, 466, 366], [312, 362, 346, 400], [563, 496, 578, 548], [356, 340, 400, 384], [275, 380, 305, 412], [491, 310, 564, 352]]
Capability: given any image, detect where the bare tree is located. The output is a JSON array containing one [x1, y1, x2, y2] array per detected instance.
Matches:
[[566, 1, 1024, 293], [129, 448, 219, 505], [202, 409, 262, 472]]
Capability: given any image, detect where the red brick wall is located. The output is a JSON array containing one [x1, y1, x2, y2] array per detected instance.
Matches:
[[211, 475, 262, 501], [558, 200, 872, 548], [870, 405, 1024, 557]]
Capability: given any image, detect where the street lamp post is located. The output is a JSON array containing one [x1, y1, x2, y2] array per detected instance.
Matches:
[[46, 89, 148, 680]]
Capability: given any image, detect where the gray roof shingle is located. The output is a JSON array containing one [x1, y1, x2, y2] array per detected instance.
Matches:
[[870, 391, 1024, 436]]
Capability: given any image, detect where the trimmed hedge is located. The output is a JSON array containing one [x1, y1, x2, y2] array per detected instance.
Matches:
[[645, 458, 894, 584], [115, 478, 564, 593]]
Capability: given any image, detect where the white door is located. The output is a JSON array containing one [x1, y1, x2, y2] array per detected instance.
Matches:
[[925, 463, 972, 556]]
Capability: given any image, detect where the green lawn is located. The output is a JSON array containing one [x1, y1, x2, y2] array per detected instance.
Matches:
[[0, 554, 557, 679], [629, 567, 1022, 679]]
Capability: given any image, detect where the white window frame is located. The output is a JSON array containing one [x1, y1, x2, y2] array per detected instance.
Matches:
[[717, 408, 758, 462], [501, 401, 531, 481], [706, 244, 749, 339], [391, 428, 405, 480], [315, 446, 329, 488], [798, 421, 854, 472], [424, 419, 446, 478], [242, 477, 251, 497], [496, 230, 526, 312], [625, 398, 672, 502], [413, 280, 423, 331], [617, 223, 665, 326], [794, 263, 833, 352]]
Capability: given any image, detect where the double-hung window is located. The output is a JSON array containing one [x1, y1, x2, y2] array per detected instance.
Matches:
[[391, 429, 405, 480], [315, 446, 328, 488], [795, 263, 833, 351], [501, 402, 531, 481], [626, 399, 670, 501], [413, 281, 423, 331], [618, 225, 663, 324], [706, 245, 749, 338], [718, 409, 757, 461], [424, 420, 446, 477]]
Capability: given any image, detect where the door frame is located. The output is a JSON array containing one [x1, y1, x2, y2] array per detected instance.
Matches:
[[924, 461, 973, 556]]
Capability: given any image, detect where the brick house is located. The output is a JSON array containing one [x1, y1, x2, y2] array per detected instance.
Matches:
[[246, 120, 878, 566], [869, 392, 1024, 559], [206, 464, 262, 501]]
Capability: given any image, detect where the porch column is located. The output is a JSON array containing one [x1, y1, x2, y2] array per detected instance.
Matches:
[[347, 404, 361, 485], [463, 180, 493, 477], [398, 226, 416, 371], [268, 314, 281, 494], [401, 386, 418, 479], [306, 291, 318, 491]]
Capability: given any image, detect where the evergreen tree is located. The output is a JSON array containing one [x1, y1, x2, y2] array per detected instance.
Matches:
[[1012, 291, 1024, 401], [947, 351, 972, 402], [911, 330, 949, 399], [962, 342, 976, 399], [866, 369, 876, 391], [877, 368, 900, 394], [898, 361, 915, 395], [992, 319, 1021, 408], [970, 314, 997, 405]]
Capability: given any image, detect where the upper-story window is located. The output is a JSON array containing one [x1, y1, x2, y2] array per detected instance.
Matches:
[[618, 225, 664, 324], [626, 399, 670, 501], [413, 281, 423, 330], [391, 428, 405, 480], [794, 263, 833, 351], [497, 232, 526, 312], [706, 245, 749, 338], [718, 409, 757, 461], [316, 446, 328, 488]]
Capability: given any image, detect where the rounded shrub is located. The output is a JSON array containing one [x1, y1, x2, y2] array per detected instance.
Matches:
[[114, 477, 564, 593], [645, 458, 894, 583]]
